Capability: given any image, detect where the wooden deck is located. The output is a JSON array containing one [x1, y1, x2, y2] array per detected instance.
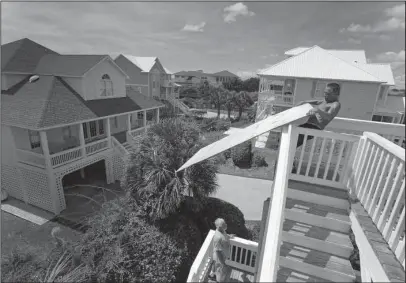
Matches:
[[206, 267, 255, 283]]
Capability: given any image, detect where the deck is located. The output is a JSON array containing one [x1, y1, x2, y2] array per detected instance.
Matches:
[[206, 266, 255, 283]]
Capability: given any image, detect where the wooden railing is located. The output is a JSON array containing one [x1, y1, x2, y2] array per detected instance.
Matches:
[[290, 127, 360, 189], [187, 230, 215, 282], [348, 132, 405, 266], [111, 136, 129, 157], [226, 237, 258, 273], [15, 149, 46, 168], [51, 147, 83, 167], [85, 138, 109, 156]]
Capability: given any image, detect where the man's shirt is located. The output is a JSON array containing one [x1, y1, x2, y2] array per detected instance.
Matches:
[[306, 100, 341, 130], [213, 230, 231, 260]]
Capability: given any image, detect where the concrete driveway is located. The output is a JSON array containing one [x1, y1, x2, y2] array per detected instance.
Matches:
[[212, 174, 273, 221]]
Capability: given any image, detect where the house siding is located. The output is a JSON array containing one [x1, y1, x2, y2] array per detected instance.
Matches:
[[1, 74, 28, 90], [64, 77, 84, 96], [1, 125, 17, 165], [114, 55, 148, 86], [83, 59, 126, 100]]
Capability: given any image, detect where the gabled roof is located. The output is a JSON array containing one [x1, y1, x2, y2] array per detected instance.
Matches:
[[164, 67, 173, 74], [355, 63, 395, 85], [120, 55, 157, 72], [284, 47, 367, 64], [34, 54, 108, 77], [211, 70, 239, 77], [174, 70, 213, 77], [1, 75, 164, 129], [260, 46, 384, 83], [1, 38, 59, 72]]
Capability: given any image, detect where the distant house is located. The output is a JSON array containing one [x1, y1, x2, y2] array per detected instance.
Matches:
[[1, 38, 164, 215], [211, 70, 239, 83], [174, 70, 217, 87]]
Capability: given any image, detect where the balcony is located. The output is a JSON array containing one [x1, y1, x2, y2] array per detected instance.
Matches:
[[188, 116, 405, 282]]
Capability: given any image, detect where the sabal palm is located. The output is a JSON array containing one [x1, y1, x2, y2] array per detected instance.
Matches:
[[233, 91, 253, 120], [225, 90, 237, 119], [122, 118, 218, 220]]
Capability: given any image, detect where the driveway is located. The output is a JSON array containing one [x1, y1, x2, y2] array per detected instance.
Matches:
[[204, 111, 234, 119], [213, 174, 273, 221]]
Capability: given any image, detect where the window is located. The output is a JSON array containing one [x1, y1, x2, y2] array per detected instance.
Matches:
[[62, 127, 72, 140], [372, 115, 394, 123], [28, 130, 40, 149], [101, 74, 113, 97], [83, 120, 106, 140]]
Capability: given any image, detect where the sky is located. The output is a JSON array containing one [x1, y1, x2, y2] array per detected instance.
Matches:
[[2, 1, 405, 88]]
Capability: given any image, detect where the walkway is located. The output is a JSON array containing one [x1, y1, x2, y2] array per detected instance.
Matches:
[[213, 174, 272, 221]]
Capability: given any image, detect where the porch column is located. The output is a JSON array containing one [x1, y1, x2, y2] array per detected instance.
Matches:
[[127, 113, 131, 132], [40, 131, 52, 169], [156, 108, 160, 123], [143, 110, 147, 133], [106, 118, 111, 147], [78, 123, 86, 157]]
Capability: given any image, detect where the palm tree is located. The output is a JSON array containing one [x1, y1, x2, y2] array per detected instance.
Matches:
[[233, 91, 254, 121], [225, 90, 237, 119], [200, 82, 226, 119], [122, 118, 218, 220]]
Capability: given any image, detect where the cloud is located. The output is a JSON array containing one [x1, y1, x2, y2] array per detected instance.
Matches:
[[376, 50, 405, 62], [395, 74, 405, 89], [340, 3, 405, 33], [182, 22, 206, 32], [223, 3, 255, 23], [348, 38, 362, 44], [237, 71, 258, 79], [261, 53, 278, 59]]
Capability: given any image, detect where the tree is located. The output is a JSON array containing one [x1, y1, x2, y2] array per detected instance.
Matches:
[[224, 90, 237, 119], [233, 91, 254, 120], [122, 118, 218, 220], [223, 77, 244, 92], [242, 77, 260, 92], [200, 82, 226, 119]]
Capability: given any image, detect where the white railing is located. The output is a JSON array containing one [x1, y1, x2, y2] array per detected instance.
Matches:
[[187, 230, 215, 282], [291, 127, 360, 189], [111, 137, 129, 157], [51, 147, 83, 167], [348, 132, 405, 266], [226, 237, 258, 273], [16, 149, 46, 168], [85, 138, 109, 156]]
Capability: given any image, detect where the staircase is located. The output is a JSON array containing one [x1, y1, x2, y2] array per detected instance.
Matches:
[[122, 141, 136, 153], [167, 97, 190, 114], [268, 181, 356, 282]]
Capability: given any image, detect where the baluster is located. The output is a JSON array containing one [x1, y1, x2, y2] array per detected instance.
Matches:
[[364, 148, 385, 209], [333, 140, 346, 182], [355, 140, 372, 197], [383, 180, 405, 240], [305, 136, 317, 177], [242, 248, 247, 265], [315, 137, 327, 178], [347, 137, 366, 193], [395, 237, 405, 264], [368, 153, 391, 216], [247, 250, 252, 267], [389, 207, 405, 251], [359, 144, 378, 202], [297, 133, 309, 175], [323, 139, 335, 180], [372, 158, 398, 222], [377, 162, 404, 231]]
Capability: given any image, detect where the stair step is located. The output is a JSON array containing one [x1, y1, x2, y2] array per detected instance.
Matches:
[[277, 266, 333, 282], [288, 180, 349, 200], [279, 242, 355, 282], [282, 219, 353, 258]]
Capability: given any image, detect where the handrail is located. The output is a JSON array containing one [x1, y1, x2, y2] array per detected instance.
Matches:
[[187, 230, 215, 282], [15, 148, 46, 168], [111, 136, 129, 156], [226, 237, 258, 273], [256, 124, 298, 281], [363, 132, 404, 161]]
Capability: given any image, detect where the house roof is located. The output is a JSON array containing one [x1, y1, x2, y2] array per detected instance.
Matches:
[[1, 75, 164, 129], [1, 38, 59, 73], [375, 95, 405, 114], [34, 54, 109, 77], [120, 55, 157, 72], [259, 46, 384, 83], [284, 47, 367, 64], [164, 67, 173, 74], [174, 70, 213, 77], [355, 63, 395, 85], [211, 70, 239, 77]]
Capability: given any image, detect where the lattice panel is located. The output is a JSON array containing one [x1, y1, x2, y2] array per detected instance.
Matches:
[[1, 164, 24, 200], [54, 175, 66, 213], [112, 154, 125, 182], [19, 166, 54, 212]]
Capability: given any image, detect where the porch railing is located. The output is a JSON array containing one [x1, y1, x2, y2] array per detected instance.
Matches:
[[187, 230, 215, 282], [15, 149, 46, 168], [112, 136, 129, 157], [51, 147, 83, 168], [226, 237, 258, 273], [348, 132, 405, 265], [85, 138, 109, 156]]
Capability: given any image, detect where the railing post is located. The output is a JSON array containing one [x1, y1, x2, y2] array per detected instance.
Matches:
[[78, 123, 86, 157], [106, 118, 111, 148], [156, 108, 160, 123], [256, 124, 298, 282], [127, 113, 131, 132], [143, 110, 147, 133]]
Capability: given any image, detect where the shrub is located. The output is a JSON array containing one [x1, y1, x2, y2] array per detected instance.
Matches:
[[200, 118, 231, 132], [223, 149, 232, 159], [231, 141, 253, 168], [246, 221, 261, 242], [79, 198, 186, 283], [252, 151, 268, 168]]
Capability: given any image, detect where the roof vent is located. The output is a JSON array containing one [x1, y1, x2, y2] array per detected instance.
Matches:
[[29, 75, 40, 83]]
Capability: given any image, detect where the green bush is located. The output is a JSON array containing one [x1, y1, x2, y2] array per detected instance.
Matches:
[[252, 151, 268, 168], [200, 118, 231, 132], [79, 198, 186, 283], [231, 141, 253, 168], [223, 149, 232, 159]]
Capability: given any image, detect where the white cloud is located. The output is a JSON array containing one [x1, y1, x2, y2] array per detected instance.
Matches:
[[237, 71, 258, 79], [182, 22, 206, 32], [377, 50, 405, 62], [223, 3, 255, 23], [340, 3, 405, 33], [261, 53, 278, 59], [348, 37, 361, 44]]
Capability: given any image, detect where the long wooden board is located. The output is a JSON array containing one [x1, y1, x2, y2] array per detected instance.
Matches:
[[177, 103, 313, 172]]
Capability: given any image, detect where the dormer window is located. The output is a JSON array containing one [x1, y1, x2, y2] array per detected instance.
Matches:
[[101, 74, 113, 97]]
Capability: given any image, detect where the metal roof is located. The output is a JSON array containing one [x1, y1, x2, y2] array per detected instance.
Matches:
[[284, 47, 367, 64], [355, 63, 395, 85]]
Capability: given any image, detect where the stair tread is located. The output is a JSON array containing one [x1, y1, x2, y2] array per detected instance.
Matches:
[[280, 242, 354, 276], [277, 267, 334, 283], [283, 219, 352, 248], [288, 180, 349, 200], [285, 198, 350, 223]]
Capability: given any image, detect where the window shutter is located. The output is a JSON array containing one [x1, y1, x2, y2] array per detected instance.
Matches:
[[310, 81, 317, 98]]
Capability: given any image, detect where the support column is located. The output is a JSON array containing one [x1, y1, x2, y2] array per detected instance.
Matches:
[[143, 110, 147, 133], [78, 123, 86, 157], [106, 118, 111, 147], [156, 108, 160, 123], [127, 114, 131, 132], [80, 168, 85, 179]]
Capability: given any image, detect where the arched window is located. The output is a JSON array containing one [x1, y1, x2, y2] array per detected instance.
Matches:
[[101, 74, 113, 96]]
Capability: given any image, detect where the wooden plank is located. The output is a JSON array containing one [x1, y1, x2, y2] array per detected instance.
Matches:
[[176, 103, 313, 171], [277, 266, 334, 282], [287, 180, 349, 199]]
